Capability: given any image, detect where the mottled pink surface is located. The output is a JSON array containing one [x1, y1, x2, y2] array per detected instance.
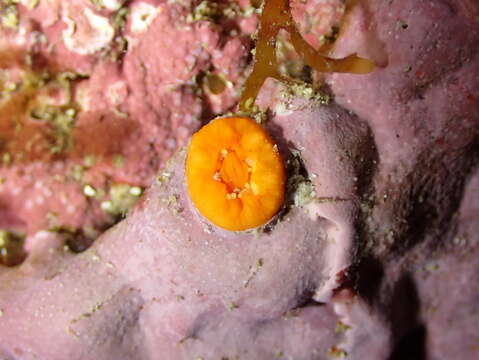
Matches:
[[291, 0, 345, 49], [0, 0, 256, 235], [0, 0, 478, 359]]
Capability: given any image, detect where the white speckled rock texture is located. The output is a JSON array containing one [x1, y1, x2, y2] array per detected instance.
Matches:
[[0, 0, 256, 234]]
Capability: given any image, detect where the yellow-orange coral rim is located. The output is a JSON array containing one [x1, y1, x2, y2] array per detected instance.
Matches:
[[186, 116, 285, 231]]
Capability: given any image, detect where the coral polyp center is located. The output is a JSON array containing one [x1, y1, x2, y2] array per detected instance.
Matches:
[[186, 117, 285, 231]]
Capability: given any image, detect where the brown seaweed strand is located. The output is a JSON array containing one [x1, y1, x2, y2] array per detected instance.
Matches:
[[239, 0, 374, 112]]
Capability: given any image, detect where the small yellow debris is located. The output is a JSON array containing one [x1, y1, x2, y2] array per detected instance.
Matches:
[[28, 0, 40, 10], [65, 108, 76, 118], [2, 4, 19, 29], [250, 182, 259, 195], [102, 184, 143, 216], [129, 186, 142, 196], [335, 321, 352, 333], [2, 153, 11, 165], [100, 200, 113, 212], [226, 193, 237, 200], [5, 82, 17, 92], [328, 346, 348, 358], [156, 171, 171, 184], [83, 155, 96, 168], [112, 154, 125, 168], [83, 184, 97, 197], [228, 302, 238, 310]]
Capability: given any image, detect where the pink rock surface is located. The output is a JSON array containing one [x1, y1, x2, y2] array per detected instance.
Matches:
[[0, 94, 370, 359], [0, 0, 256, 235]]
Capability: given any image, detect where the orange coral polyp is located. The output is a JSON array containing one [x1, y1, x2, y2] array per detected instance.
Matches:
[[186, 116, 285, 231]]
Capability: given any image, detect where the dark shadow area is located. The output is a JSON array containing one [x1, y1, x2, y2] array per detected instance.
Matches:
[[294, 287, 325, 309], [391, 140, 479, 256], [256, 119, 305, 233], [354, 259, 426, 359], [352, 119, 379, 205], [52, 226, 94, 254], [354, 255, 384, 305], [387, 273, 427, 360], [0, 229, 27, 267], [389, 324, 427, 360], [284, 287, 325, 319]]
